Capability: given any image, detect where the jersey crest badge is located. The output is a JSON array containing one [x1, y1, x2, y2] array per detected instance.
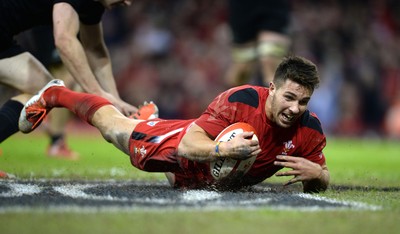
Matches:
[[282, 140, 295, 155]]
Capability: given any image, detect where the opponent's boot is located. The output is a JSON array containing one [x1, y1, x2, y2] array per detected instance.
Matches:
[[47, 137, 79, 160]]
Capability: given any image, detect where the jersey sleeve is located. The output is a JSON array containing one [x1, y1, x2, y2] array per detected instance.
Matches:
[[195, 89, 237, 138], [299, 111, 327, 165], [303, 134, 326, 166], [53, 0, 104, 25], [195, 85, 259, 139]]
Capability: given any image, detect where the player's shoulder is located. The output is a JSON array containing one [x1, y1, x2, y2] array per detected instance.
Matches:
[[54, 0, 104, 23], [299, 110, 324, 135], [226, 85, 267, 108]]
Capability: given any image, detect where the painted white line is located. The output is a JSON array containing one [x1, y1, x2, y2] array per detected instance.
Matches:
[[296, 193, 382, 211], [181, 190, 222, 201], [0, 180, 382, 212], [53, 184, 172, 205], [53, 184, 129, 201], [0, 183, 41, 197]]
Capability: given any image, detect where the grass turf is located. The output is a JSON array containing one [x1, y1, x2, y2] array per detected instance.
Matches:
[[1, 129, 400, 234]]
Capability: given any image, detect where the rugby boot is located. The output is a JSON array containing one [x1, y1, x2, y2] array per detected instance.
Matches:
[[47, 138, 79, 160], [130, 101, 159, 120], [19, 79, 65, 133], [0, 170, 8, 179]]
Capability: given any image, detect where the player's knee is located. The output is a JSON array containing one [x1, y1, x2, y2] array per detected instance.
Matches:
[[231, 46, 257, 63], [98, 129, 112, 143], [100, 127, 131, 151], [257, 41, 289, 59]]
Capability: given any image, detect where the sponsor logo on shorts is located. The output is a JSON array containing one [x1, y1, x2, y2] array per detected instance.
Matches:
[[147, 121, 159, 127]]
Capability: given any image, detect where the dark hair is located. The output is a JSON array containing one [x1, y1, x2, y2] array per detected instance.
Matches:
[[273, 55, 320, 92]]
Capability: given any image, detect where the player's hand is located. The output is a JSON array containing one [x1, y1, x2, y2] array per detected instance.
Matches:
[[116, 99, 139, 117], [101, 92, 138, 116], [273, 155, 324, 186], [221, 132, 261, 160]]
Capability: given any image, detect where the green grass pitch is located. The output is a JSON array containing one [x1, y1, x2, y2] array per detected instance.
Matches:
[[1, 129, 400, 234]]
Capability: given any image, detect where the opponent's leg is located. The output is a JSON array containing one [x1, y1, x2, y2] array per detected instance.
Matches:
[[224, 42, 258, 87], [257, 31, 291, 85], [0, 52, 53, 94], [0, 99, 23, 143], [0, 94, 31, 143], [45, 63, 79, 159], [0, 52, 53, 143]]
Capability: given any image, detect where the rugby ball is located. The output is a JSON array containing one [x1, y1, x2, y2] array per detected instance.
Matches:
[[210, 122, 258, 180]]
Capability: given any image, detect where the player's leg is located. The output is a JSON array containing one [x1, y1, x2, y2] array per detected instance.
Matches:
[[45, 63, 79, 159], [0, 93, 30, 178], [0, 94, 31, 142], [0, 52, 53, 142], [0, 52, 53, 94], [257, 31, 291, 85], [224, 0, 259, 87], [16, 26, 79, 158], [256, 0, 291, 85], [225, 43, 258, 87], [19, 80, 141, 155], [225, 0, 291, 87], [0, 87, 18, 142], [90, 105, 137, 154]]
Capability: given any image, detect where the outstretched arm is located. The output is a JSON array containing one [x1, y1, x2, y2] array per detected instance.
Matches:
[[78, 23, 118, 96], [52, 3, 104, 95], [178, 123, 261, 162], [79, 23, 137, 116], [52, 3, 137, 115], [274, 155, 330, 193]]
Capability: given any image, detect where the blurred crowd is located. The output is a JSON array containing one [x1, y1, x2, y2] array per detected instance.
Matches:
[[291, 0, 400, 137], [103, 0, 229, 120], [2, 0, 398, 138], [103, 0, 400, 138]]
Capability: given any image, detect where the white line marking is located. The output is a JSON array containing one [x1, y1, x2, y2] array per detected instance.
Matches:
[[296, 193, 382, 210], [181, 190, 222, 201], [53, 184, 129, 201], [0, 180, 382, 212], [0, 183, 41, 197]]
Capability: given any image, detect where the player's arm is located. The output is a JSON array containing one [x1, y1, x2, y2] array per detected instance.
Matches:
[[177, 123, 260, 162], [78, 23, 118, 97], [52, 2, 105, 96], [78, 22, 137, 115], [274, 155, 330, 193], [52, 3, 137, 115], [302, 163, 330, 193]]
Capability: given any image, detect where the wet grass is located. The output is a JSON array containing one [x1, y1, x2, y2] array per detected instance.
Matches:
[[1, 131, 400, 234]]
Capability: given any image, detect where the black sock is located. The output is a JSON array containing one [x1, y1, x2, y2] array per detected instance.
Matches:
[[50, 134, 64, 145], [0, 100, 24, 143]]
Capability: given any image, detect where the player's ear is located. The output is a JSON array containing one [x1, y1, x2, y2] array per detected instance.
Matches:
[[269, 82, 276, 95]]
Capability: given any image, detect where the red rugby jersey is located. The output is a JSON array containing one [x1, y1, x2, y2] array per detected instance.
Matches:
[[174, 85, 326, 188]]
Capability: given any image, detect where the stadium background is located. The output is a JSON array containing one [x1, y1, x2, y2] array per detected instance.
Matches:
[[102, 0, 400, 138], [0, 0, 399, 138], [1, 2, 400, 232]]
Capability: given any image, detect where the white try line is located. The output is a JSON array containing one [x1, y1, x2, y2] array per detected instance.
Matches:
[[0, 180, 382, 212]]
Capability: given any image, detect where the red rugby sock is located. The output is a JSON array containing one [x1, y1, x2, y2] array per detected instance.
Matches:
[[43, 86, 112, 124]]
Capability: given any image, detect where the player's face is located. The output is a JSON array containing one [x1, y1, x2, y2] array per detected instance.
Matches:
[[267, 80, 312, 128]]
